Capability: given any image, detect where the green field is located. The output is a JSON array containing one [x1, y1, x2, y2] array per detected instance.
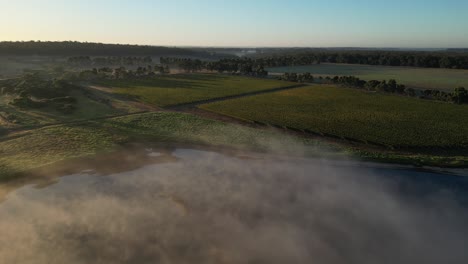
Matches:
[[96, 74, 295, 107], [0, 112, 337, 181], [1, 106, 467, 181], [201, 84, 468, 149], [267, 63, 468, 91], [2, 73, 468, 180]]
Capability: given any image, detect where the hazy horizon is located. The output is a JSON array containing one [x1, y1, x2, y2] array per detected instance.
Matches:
[[2, 40, 462, 50], [1, 0, 467, 48]]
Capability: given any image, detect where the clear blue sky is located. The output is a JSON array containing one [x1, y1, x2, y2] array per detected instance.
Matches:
[[1, 0, 467, 48]]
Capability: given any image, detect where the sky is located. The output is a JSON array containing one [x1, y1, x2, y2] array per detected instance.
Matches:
[[0, 0, 467, 48]]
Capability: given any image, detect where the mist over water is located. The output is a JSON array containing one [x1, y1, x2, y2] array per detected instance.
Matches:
[[0, 148, 468, 264]]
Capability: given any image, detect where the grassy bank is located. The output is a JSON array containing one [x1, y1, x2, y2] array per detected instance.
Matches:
[[267, 63, 468, 91], [1, 111, 467, 182], [0, 112, 341, 181]]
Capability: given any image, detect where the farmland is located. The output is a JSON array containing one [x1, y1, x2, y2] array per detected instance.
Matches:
[[200, 84, 468, 149], [1, 73, 295, 129], [96, 74, 296, 107], [267, 63, 468, 91], [1, 71, 467, 171]]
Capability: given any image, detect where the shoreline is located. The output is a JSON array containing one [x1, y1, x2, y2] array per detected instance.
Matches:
[[0, 110, 467, 184]]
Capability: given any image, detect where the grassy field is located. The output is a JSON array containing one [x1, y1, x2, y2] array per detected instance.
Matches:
[[200, 84, 468, 149], [1, 110, 467, 181], [95, 74, 295, 107], [1, 73, 468, 181], [267, 63, 468, 91], [0, 112, 339, 181]]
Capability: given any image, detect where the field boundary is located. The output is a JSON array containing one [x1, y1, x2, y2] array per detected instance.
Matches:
[[167, 84, 306, 109]]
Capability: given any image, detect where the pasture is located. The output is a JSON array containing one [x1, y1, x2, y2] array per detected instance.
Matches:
[[267, 63, 468, 91], [200, 84, 468, 149], [96, 74, 295, 107]]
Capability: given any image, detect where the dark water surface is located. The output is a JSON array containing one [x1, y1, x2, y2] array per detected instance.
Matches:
[[1, 148, 467, 264]]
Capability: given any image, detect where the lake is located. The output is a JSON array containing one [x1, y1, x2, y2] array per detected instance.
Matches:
[[0, 147, 467, 264]]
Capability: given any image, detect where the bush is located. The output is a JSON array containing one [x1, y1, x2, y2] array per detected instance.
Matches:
[[55, 103, 76, 115]]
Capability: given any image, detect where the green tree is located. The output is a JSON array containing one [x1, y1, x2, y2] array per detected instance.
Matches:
[[453, 87, 468, 104]]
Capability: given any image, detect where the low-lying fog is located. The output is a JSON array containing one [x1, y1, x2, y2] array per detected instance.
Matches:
[[0, 148, 467, 264]]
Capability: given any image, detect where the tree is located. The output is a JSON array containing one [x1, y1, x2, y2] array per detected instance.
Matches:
[[404, 87, 416, 97], [376, 81, 389, 92], [387, 79, 397, 93], [453, 87, 468, 104]]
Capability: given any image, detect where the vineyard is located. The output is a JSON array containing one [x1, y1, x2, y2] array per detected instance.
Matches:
[[97, 74, 295, 107], [201, 84, 468, 149]]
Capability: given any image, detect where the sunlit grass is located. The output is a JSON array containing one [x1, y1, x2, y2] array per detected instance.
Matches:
[[0, 112, 328, 180]]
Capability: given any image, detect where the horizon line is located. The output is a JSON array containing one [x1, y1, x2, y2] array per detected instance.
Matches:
[[0, 40, 467, 50]]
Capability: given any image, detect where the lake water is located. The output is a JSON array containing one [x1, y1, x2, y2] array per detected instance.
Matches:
[[1, 147, 467, 264]]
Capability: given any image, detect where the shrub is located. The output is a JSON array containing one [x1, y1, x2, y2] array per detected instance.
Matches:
[[56, 103, 76, 115]]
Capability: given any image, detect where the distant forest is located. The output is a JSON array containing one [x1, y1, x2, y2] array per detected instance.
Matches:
[[250, 50, 468, 69], [2, 41, 468, 69], [0, 41, 212, 57]]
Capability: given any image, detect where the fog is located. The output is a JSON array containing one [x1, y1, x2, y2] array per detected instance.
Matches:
[[0, 148, 467, 264], [0, 56, 55, 78]]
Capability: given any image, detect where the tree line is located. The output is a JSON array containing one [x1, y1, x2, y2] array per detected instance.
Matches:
[[67, 56, 153, 66], [280, 73, 468, 104], [74, 65, 170, 81], [0, 41, 207, 57], [160, 57, 268, 77], [162, 51, 468, 72], [250, 50, 468, 69]]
